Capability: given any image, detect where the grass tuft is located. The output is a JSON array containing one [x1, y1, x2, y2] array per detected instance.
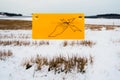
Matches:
[[0, 40, 49, 46], [0, 50, 13, 60], [62, 40, 96, 47], [22, 54, 93, 74]]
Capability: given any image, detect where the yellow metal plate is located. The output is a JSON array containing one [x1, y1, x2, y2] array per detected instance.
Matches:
[[32, 13, 84, 39]]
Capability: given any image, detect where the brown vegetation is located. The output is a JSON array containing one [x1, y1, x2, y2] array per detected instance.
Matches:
[[0, 34, 31, 39], [105, 26, 115, 30], [0, 20, 31, 30], [22, 54, 93, 74], [112, 40, 120, 43], [0, 20, 119, 30], [85, 24, 120, 31], [85, 24, 103, 31], [63, 40, 96, 47], [0, 50, 13, 60], [0, 40, 49, 46]]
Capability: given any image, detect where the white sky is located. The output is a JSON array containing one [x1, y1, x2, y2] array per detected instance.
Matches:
[[0, 0, 120, 16]]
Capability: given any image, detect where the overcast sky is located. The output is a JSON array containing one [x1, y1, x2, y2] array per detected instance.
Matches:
[[0, 0, 120, 16]]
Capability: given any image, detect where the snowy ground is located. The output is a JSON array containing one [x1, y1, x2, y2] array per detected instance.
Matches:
[[85, 18, 120, 25], [0, 26, 120, 80], [0, 16, 32, 21]]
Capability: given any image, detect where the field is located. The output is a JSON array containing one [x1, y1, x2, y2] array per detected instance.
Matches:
[[0, 19, 120, 80], [0, 20, 31, 29]]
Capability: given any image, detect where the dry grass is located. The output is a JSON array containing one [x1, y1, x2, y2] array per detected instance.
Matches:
[[105, 26, 115, 30], [22, 54, 93, 74], [22, 55, 48, 70], [80, 40, 96, 47], [63, 40, 96, 47], [85, 24, 120, 31], [63, 41, 68, 47], [85, 24, 103, 31], [0, 34, 31, 39], [35, 55, 48, 70], [89, 55, 94, 65], [112, 40, 120, 43], [0, 20, 119, 30], [0, 50, 13, 60], [0, 20, 31, 30], [0, 40, 49, 46]]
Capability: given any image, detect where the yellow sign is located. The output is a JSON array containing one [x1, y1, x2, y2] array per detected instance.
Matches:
[[32, 13, 84, 39]]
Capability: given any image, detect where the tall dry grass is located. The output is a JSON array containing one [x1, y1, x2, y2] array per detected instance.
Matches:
[[22, 54, 93, 74], [0, 34, 31, 39], [1, 20, 120, 30], [63, 40, 96, 47], [0, 20, 31, 30], [105, 26, 115, 30], [85, 24, 120, 31], [0, 40, 49, 46], [0, 50, 13, 60]]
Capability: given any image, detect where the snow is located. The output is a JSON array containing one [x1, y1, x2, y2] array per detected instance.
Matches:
[[0, 17, 120, 80], [0, 16, 32, 21], [0, 27, 120, 80], [85, 18, 120, 25]]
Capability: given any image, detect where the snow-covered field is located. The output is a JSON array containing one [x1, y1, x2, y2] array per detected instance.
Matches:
[[85, 18, 120, 25], [0, 16, 32, 21], [0, 26, 120, 80]]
